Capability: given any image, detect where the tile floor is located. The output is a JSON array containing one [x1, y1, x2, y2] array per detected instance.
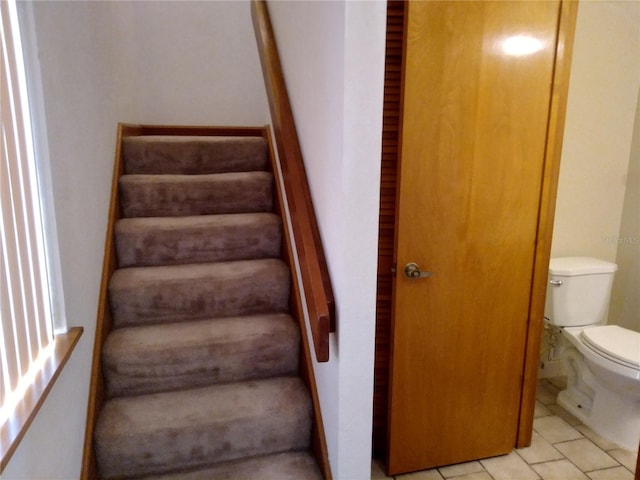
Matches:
[[372, 377, 638, 480]]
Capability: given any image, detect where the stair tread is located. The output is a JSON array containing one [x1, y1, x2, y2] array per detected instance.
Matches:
[[103, 313, 300, 397], [119, 171, 273, 218], [109, 258, 289, 288], [139, 451, 322, 480], [120, 171, 271, 182], [122, 135, 268, 175], [109, 259, 290, 328], [115, 212, 282, 267], [95, 377, 312, 479], [116, 211, 280, 230]]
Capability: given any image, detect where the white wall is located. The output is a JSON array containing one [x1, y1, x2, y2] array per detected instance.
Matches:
[[550, 1, 640, 333], [121, 1, 269, 126], [551, 1, 640, 262], [610, 90, 640, 332], [4, 2, 266, 478], [267, 1, 387, 478]]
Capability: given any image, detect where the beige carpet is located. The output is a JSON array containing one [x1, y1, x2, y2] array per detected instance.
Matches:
[[94, 135, 321, 479]]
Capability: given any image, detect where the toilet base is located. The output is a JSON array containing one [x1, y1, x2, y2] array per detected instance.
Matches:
[[558, 374, 640, 451]]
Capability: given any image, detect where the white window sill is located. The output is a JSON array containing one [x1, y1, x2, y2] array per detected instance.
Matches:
[[0, 327, 83, 472]]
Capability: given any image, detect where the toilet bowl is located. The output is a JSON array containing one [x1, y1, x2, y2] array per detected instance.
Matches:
[[544, 257, 640, 450], [557, 325, 640, 451]]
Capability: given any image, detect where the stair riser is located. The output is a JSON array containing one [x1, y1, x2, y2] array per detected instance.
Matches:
[[122, 136, 268, 175], [119, 172, 274, 218], [102, 315, 300, 397], [109, 261, 290, 328], [104, 358, 298, 398], [136, 452, 323, 480], [115, 215, 282, 267]]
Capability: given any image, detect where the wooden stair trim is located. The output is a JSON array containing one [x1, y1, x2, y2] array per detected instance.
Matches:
[[251, 0, 335, 362], [636, 440, 640, 480], [81, 122, 133, 480], [126, 125, 266, 137], [265, 125, 332, 480], [81, 124, 331, 479]]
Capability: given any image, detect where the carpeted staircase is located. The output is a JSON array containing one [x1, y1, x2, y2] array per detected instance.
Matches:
[[93, 134, 323, 479]]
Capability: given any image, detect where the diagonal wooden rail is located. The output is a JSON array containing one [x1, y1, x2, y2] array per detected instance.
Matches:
[[251, 0, 335, 362]]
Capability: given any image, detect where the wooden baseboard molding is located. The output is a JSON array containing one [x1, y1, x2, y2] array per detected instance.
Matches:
[[264, 125, 332, 480]]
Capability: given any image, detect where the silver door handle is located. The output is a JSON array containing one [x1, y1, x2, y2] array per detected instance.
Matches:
[[404, 262, 433, 279]]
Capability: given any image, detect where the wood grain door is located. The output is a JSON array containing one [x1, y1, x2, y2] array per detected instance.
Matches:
[[387, 1, 562, 474]]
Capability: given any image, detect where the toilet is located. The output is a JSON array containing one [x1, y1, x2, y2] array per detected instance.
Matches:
[[544, 256, 640, 451]]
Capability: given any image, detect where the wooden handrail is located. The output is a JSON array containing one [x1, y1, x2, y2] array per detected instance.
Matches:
[[251, 0, 335, 362]]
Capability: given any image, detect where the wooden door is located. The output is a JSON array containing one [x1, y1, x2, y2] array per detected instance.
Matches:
[[387, 1, 563, 474]]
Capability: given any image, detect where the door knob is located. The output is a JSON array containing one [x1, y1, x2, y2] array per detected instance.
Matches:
[[403, 262, 433, 279]]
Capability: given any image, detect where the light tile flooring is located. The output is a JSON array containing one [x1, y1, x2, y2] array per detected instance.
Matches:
[[372, 378, 638, 480]]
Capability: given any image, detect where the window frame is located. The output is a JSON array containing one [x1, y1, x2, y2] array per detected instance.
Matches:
[[0, 0, 81, 471]]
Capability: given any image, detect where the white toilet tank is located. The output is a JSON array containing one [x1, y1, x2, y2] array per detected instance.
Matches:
[[544, 257, 617, 327]]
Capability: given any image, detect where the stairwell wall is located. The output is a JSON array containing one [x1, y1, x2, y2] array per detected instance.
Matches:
[[3, 2, 268, 479], [267, 2, 387, 478]]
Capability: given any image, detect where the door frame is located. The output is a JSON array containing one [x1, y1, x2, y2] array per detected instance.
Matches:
[[514, 0, 578, 447], [371, 0, 579, 458]]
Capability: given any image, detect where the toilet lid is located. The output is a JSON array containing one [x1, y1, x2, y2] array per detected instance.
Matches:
[[581, 326, 640, 369]]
